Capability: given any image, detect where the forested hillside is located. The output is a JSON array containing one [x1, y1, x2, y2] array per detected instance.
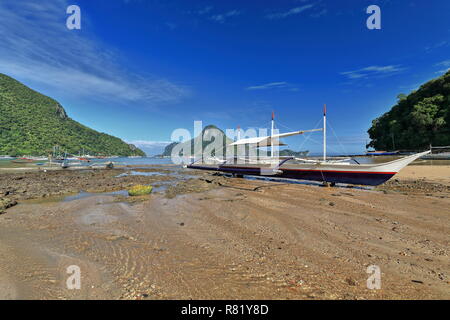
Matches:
[[0, 73, 145, 156], [368, 71, 450, 150]]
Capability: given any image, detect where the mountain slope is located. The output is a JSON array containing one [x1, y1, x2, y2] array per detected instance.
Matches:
[[161, 125, 233, 157], [368, 70, 450, 150], [0, 73, 145, 156], [160, 125, 309, 158]]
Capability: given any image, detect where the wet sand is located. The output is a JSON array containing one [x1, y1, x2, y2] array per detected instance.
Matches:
[[396, 165, 450, 185], [0, 165, 448, 299]]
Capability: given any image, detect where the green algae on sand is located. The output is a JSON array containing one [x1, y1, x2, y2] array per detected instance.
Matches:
[[128, 185, 153, 196]]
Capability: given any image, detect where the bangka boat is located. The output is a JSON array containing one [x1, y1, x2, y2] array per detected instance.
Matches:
[[187, 106, 430, 186], [12, 158, 34, 163]]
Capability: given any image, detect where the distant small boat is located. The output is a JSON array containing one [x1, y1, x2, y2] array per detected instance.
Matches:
[[28, 156, 48, 161], [12, 158, 34, 163], [421, 152, 450, 160], [366, 150, 399, 156]]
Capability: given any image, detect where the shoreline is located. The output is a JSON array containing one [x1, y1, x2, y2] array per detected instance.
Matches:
[[0, 165, 449, 299]]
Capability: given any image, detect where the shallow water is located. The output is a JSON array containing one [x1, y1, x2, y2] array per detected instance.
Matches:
[[236, 174, 374, 190], [116, 169, 198, 180], [115, 171, 164, 178], [63, 190, 129, 202]]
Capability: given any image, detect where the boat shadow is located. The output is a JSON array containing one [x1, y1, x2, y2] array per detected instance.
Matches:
[[214, 173, 374, 191]]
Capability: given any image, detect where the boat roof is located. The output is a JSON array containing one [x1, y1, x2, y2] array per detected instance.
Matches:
[[229, 128, 322, 147]]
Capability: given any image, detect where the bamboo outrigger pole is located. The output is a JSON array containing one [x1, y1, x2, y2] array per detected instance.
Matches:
[[271, 111, 275, 158], [323, 104, 327, 162]]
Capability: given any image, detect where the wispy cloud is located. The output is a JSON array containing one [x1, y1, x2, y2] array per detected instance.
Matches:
[[209, 10, 241, 23], [340, 65, 405, 80], [0, 0, 189, 105], [197, 6, 213, 15], [246, 82, 292, 90], [433, 60, 450, 74], [425, 40, 449, 53], [435, 68, 450, 74], [126, 140, 172, 147], [311, 8, 327, 18], [266, 4, 315, 20], [436, 60, 450, 67], [126, 140, 172, 155]]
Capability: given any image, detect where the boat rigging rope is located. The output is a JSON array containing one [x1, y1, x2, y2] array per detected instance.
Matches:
[[277, 118, 348, 156], [327, 119, 349, 156], [276, 118, 323, 152]]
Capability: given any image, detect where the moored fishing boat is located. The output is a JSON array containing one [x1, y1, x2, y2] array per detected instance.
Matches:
[[187, 106, 430, 186], [12, 157, 34, 163]]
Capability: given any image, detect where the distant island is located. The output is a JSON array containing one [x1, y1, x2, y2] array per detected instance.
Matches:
[[158, 125, 232, 158], [157, 125, 308, 158], [368, 70, 450, 151], [0, 73, 145, 157]]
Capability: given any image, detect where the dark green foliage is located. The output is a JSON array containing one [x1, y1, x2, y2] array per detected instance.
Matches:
[[160, 142, 180, 157], [368, 71, 450, 150], [0, 73, 145, 156]]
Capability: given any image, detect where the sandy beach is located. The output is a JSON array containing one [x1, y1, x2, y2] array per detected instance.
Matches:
[[0, 165, 449, 299]]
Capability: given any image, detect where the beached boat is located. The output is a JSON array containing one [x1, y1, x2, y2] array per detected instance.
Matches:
[[187, 107, 430, 186], [12, 157, 34, 163]]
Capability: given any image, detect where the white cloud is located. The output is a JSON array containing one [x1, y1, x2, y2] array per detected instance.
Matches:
[[340, 65, 405, 80], [0, 0, 189, 105], [436, 60, 450, 67], [266, 4, 315, 19], [127, 140, 172, 147], [435, 68, 450, 74], [198, 6, 213, 15], [210, 10, 241, 23], [425, 40, 449, 52], [246, 82, 290, 90], [311, 8, 327, 18]]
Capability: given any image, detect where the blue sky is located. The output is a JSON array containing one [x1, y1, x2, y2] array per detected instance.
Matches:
[[0, 0, 449, 155]]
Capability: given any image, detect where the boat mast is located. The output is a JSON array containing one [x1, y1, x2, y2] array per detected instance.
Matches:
[[323, 104, 327, 162], [271, 111, 274, 158]]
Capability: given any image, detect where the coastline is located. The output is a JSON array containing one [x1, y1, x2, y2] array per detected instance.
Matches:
[[0, 165, 448, 299]]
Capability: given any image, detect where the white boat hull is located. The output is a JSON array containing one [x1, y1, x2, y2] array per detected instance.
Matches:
[[188, 151, 430, 186]]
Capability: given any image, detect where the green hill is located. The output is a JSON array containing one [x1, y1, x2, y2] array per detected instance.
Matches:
[[0, 73, 145, 156], [279, 149, 309, 157], [368, 70, 450, 150]]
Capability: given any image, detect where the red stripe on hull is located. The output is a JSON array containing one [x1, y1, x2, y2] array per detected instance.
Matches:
[[220, 166, 397, 175]]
